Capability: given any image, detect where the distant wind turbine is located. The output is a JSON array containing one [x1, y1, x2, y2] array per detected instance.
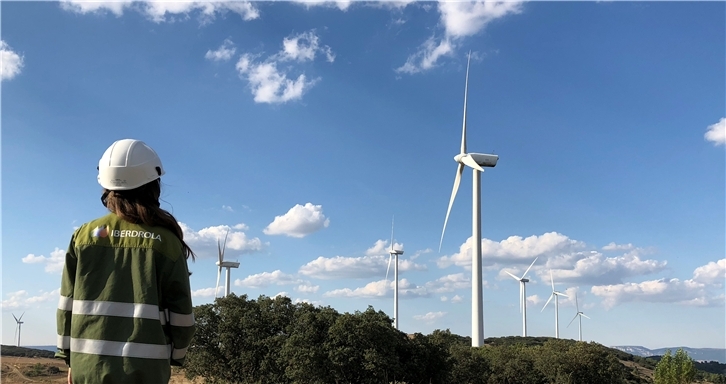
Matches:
[[504, 257, 538, 337], [439, 51, 499, 347], [215, 230, 240, 298], [541, 270, 568, 339], [12, 312, 25, 347], [385, 216, 404, 330], [567, 292, 590, 342]]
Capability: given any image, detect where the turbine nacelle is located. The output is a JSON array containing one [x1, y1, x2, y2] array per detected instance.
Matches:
[[216, 261, 241, 268], [454, 153, 499, 168]]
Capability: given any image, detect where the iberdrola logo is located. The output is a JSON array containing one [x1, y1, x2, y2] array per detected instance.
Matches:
[[92, 225, 108, 238]]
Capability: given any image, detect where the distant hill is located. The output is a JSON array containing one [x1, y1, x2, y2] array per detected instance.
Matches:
[[1, 345, 55, 358], [612, 346, 726, 363]]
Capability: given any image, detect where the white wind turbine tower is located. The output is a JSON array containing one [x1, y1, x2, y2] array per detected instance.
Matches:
[[12, 312, 25, 347], [385, 217, 404, 330], [541, 270, 568, 339], [567, 292, 590, 342], [215, 230, 240, 298], [439, 52, 499, 347], [504, 257, 538, 337]]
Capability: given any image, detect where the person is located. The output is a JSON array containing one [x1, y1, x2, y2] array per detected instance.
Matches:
[[55, 139, 196, 384]]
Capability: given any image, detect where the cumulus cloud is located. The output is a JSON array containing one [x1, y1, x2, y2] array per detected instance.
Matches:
[[292, 0, 353, 11], [705, 117, 726, 146], [602, 242, 634, 251], [544, 248, 667, 285], [295, 283, 320, 293], [591, 259, 726, 309], [59, 0, 259, 23], [366, 239, 404, 256], [397, 1, 523, 73], [323, 278, 428, 299], [234, 270, 302, 288], [425, 273, 472, 293], [22, 248, 66, 274], [235, 30, 334, 104], [2, 289, 59, 311], [526, 294, 541, 307], [206, 39, 236, 62], [438, 232, 584, 269], [299, 250, 427, 280], [1, 40, 24, 81], [191, 287, 218, 298], [180, 222, 264, 256], [451, 294, 463, 303], [264, 203, 330, 238], [413, 311, 447, 323]]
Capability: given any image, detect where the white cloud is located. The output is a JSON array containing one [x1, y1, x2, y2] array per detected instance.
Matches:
[[278, 30, 335, 63], [692, 259, 726, 286], [591, 259, 726, 309], [1, 40, 24, 81], [323, 278, 428, 299], [397, 1, 523, 73], [2, 289, 59, 311], [206, 39, 236, 62], [602, 242, 634, 251], [705, 117, 726, 146], [292, 0, 353, 11], [451, 294, 463, 303], [234, 30, 334, 104], [180, 222, 264, 256], [440, 295, 449, 301], [295, 284, 320, 293], [59, 0, 259, 23], [545, 249, 667, 285], [191, 287, 217, 298], [425, 273, 471, 293], [221, 205, 235, 212], [293, 298, 323, 306], [274, 291, 289, 298], [526, 294, 541, 307], [299, 250, 427, 280], [22, 248, 66, 274], [234, 270, 301, 288], [264, 203, 330, 238], [233, 223, 249, 230], [438, 232, 584, 269], [413, 311, 446, 323], [365, 239, 404, 256], [410, 248, 432, 260]]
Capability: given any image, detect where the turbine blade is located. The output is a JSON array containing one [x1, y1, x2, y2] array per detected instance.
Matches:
[[581, 313, 590, 319], [567, 313, 578, 328], [439, 163, 465, 252], [522, 257, 538, 279], [12, 313, 18, 322], [550, 270, 555, 291], [19, 312, 24, 321], [504, 271, 520, 281], [461, 52, 471, 155], [556, 292, 569, 298], [218, 239, 224, 264], [385, 254, 393, 282], [542, 293, 554, 312], [575, 292, 579, 312], [390, 215, 395, 252], [215, 266, 222, 298], [460, 154, 485, 172]]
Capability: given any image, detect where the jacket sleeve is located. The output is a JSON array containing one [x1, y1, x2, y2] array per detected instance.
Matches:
[[55, 233, 77, 366], [160, 252, 196, 366]]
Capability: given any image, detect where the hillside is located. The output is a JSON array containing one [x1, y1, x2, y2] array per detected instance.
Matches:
[[613, 346, 726, 363]]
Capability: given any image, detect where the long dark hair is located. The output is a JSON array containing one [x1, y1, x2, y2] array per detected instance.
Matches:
[[101, 179, 196, 261]]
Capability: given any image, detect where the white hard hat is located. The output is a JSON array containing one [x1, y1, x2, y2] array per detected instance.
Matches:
[[97, 139, 165, 190]]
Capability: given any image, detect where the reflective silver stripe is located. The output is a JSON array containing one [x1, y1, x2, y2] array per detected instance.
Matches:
[[72, 300, 159, 320], [169, 312, 195, 327], [71, 338, 171, 360], [57, 335, 70, 350], [171, 346, 188, 360], [159, 311, 167, 325], [58, 296, 73, 311]]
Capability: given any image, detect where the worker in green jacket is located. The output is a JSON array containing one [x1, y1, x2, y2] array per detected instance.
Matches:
[[56, 139, 196, 384]]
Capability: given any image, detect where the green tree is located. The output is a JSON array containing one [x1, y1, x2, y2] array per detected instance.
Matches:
[[280, 303, 339, 384], [654, 348, 696, 384]]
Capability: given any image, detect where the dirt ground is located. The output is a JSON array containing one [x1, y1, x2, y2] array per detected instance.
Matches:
[[0, 356, 196, 384]]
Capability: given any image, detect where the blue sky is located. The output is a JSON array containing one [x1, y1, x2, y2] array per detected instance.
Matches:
[[2, 1, 724, 350]]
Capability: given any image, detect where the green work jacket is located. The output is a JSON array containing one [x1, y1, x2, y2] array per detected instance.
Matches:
[[55, 213, 195, 384]]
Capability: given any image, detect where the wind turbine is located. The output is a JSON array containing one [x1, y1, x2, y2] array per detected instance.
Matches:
[[504, 257, 538, 337], [385, 217, 404, 330], [541, 270, 568, 339], [215, 230, 240, 298], [567, 292, 590, 341], [12, 312, 25, 347], [439, 52, 499, 347]]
